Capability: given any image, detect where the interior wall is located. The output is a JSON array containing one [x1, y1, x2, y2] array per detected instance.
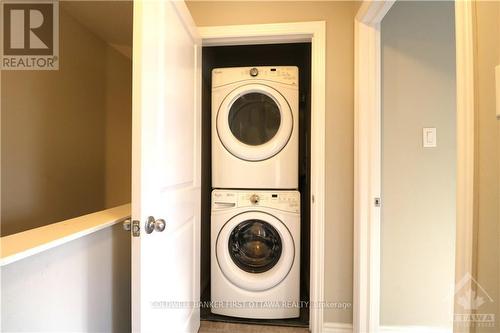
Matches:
[[473, 2, 500, 332], [380, 1, 456, 328], [1, 8, 105, 235], [0, 224, 131, 332], [0, 7, 132, 236], [186, 1, 360, 324], [104, 46, 132, 207]]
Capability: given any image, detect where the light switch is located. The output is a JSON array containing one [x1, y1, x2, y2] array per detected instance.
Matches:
[[423, 128, 437, 148]]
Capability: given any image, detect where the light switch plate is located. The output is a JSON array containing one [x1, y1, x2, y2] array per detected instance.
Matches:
[[496, 65, 500, 119], [423, 127, 437, 148]]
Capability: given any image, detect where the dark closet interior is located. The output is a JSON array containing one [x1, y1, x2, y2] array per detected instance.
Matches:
[[200, 43, 312, 328]]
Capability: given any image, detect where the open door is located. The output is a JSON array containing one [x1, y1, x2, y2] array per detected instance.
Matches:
[[131, 0, 201, 332]]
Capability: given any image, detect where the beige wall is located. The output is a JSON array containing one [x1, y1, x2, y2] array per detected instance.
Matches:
[[473, 2, 500, 332], [104, 46, 132, 207], [380, 2, 456, 328], [1, 8, 105, 235], [186, 1, 359, 323], [1, 8, 131, 236]]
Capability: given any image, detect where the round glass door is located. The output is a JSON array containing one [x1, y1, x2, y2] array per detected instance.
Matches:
[[228, 93, 281, 146], [216, 84, 294, 161], [216, 211, 295, 291], [228, 219, 282, 273]]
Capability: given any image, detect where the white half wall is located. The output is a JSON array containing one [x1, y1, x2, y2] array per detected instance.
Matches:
[[1, 224, 131, 332]]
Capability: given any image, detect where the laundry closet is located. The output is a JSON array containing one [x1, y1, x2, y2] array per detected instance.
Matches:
[[200, 43, 312, 328]]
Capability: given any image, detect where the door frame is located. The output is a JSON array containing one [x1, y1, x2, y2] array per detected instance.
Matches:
[[353, 1, 475, 333], [198, 21, 326, 333]]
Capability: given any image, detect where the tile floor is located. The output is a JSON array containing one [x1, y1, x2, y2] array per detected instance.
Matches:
[[198, 321, 309, 333]]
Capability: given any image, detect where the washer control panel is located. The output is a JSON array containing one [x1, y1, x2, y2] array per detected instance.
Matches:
[[212, 190, 300, 213], [212, 66, 298, 87]]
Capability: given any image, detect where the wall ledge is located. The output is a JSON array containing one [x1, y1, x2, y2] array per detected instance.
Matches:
[[0, 204, 131, 267]]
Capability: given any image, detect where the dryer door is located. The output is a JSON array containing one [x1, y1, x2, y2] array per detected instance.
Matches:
[[216, 211, 295, 292], [216, 84, 294, 161]]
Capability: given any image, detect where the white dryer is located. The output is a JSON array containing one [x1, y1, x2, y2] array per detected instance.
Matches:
[[211, 189, 300, 319], [212, 66, 299, 189]]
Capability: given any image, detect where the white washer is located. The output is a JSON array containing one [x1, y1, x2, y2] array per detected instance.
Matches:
[[212, 66, 299, 189], [211, 190, 300, 319]]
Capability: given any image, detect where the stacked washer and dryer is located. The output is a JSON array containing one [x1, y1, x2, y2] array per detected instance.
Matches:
[[211, 66, 301, 319]]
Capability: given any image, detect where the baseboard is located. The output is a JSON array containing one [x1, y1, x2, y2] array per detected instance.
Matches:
[[380, 325, 452, 333], [322, 322, 353, 333], [322, 323, 451, 333]]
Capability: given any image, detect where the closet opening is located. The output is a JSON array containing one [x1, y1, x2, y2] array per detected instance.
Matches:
[[199, 42, 312, 328]]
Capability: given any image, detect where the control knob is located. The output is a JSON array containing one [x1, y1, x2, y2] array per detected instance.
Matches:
[[249, 67, 259, 77], [249, 194, 260, 205]]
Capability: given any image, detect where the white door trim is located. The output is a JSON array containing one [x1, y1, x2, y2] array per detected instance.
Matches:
[[453, 2, 476, 333], [353, 3, 395, 332], [353, 1, 475, 333], [198, 21, 326, 333]]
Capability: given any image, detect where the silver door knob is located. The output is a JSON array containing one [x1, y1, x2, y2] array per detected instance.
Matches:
[[155, 219, 166, 232], [145, 216, 167, 234]]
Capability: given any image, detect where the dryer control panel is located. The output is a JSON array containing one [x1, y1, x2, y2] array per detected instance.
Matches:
[[212, 66, 298, 88], [212, 190, 300, 213]]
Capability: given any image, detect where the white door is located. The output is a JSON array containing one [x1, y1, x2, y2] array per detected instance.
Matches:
[[131, 0, 201, 332]]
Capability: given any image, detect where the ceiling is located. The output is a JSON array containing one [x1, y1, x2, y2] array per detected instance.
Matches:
[[61, 1, 133, 57]]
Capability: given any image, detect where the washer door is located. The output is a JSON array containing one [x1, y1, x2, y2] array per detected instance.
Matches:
[[216, 84, 293, 161], [216, 211, 295, 292]]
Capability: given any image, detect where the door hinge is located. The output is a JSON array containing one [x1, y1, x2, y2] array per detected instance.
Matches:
[[374, 197, 381, 207]]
